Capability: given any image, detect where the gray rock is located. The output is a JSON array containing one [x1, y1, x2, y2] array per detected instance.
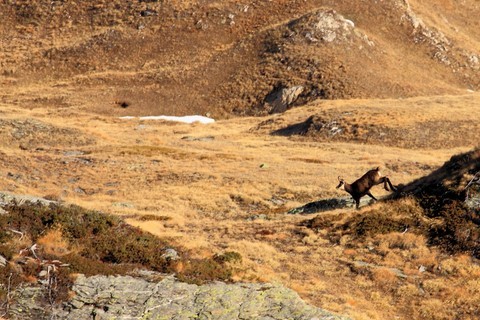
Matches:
[[465, 171, 480, 210], [112, 202, 135, 209], [265, 85, 304, 114], [63, 150, 85, 157], [0, 254, 6, 267], [0, 191, 56, 207], [247, 214, 269, 221], [313, 11, 354, 42], [465, 191, 480, 210], [11, 274, 349, 319], [161, 248, 180, 261], [181, 135, 215, 142]]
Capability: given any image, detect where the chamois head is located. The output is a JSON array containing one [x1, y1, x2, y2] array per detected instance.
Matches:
[[336, 176, 345, 189]]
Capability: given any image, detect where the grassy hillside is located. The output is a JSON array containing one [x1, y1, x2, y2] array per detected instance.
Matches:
[[0, 1, 479, 319], [0, 91, 478, 318], [1, 0, 479, 117]]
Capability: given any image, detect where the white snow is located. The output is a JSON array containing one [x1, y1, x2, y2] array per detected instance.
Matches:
[[120, 115, 215, 124]]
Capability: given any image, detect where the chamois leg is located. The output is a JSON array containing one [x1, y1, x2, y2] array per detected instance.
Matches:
[[377, 177, 389, 191], [354, 197, 360, 209], [367, 192, 378, 201], [384, 177, 397, 192], [379, 177, 397, 192]]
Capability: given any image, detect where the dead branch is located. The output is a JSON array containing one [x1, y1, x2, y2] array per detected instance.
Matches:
[[0, 273, 13, 318], [465, 171, 480, 200], [8, 229, 24, 240]]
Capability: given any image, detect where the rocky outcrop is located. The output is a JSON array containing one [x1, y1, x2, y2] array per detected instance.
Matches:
[[265, 85, 305, 114], [0, 191, 56, 207], [465, 171, 480, 210], [287, 10, 372, 46], [11, 274, 348, 320]]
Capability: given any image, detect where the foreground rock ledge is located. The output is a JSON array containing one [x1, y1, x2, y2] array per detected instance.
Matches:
[[12, 275, 348, 320]]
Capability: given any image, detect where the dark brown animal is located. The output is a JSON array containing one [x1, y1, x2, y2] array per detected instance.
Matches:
[[336, 167, 397, 209]]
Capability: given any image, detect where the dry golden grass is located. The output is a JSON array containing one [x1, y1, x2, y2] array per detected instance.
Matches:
[[36, 229, 71, 257], [371, 267, 399, 286], [1, 3, 478, 316], [419, 298, 461, 320], [0, 80, 479, 319]]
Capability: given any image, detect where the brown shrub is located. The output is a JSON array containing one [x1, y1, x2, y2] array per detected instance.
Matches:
[[177, 258, 233, 285], [340, 212, 409, 239], [380, 232, 424, 250], [428, 201, 480, 257]]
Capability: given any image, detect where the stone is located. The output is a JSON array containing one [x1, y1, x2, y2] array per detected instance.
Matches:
[[112, 202, 135, 208], [161, 248, 180, 261], [0, 192, 56, 207], [265, 85, 304, 114], [0, 254, 6, 267]]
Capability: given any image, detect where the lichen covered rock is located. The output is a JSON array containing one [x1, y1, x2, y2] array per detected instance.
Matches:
[[12, 274, 348, 319]]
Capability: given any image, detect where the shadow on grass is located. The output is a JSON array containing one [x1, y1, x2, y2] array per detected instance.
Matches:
[[287, 196, 380, 214]]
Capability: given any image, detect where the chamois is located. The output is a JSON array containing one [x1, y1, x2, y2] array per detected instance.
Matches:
[[336, 167, 397, 209]]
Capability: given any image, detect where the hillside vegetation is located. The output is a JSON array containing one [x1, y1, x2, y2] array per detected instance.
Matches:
[[0, 0, 479, 319], [1, 0, 479, 117]]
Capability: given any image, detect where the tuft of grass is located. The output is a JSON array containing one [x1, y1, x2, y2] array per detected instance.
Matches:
[[176, 258, 233, 285], [176, 252, 243, 285], [213, 251, 242, 264], [371, 267, 399, 286], [374, 232, 424, 251], [37, 229, 71, 257], [340, 212, 409, 239], [61, 254, 134, 276], [418, 299, 455, 320]]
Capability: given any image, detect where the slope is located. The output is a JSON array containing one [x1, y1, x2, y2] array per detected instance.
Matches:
[[0, 0, 479, 117]]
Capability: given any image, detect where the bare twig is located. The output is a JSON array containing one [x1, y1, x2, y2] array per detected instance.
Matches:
[[464, 171, 480, 200], [0, 273, 13, 317], [9, 229, 24, 240], [19, 243, 40, 261], [47, 264, 57, 306], [465, 171, 480, 189], [30, 244, 39, 260]]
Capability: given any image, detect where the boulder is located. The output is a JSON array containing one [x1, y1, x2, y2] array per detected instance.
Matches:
[[11, 274, 349, 319], [265, 85, 304, 114]]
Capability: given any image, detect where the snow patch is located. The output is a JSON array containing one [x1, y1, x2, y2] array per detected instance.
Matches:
[[120, 115, 215, 124]]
